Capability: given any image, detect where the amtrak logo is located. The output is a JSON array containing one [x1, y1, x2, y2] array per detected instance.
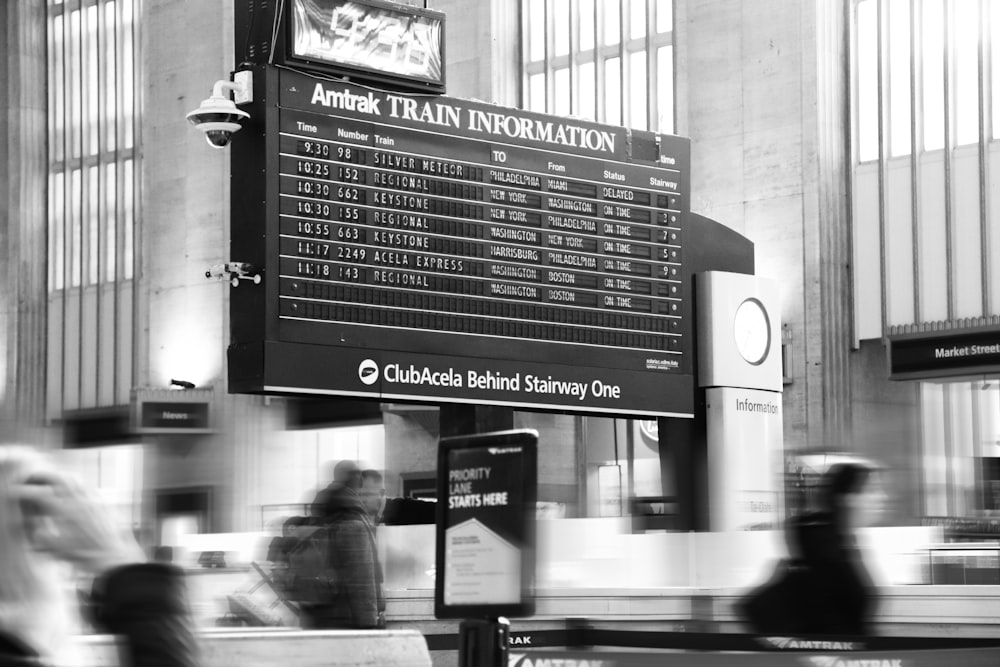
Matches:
[[762, 637, 859, 651], [358, 359, 379, 385], [805, 658, 903, 667], [508, 654, 611, 667]]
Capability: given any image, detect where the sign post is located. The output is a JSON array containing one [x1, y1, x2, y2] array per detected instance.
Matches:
[[434, 429, 538, 667]]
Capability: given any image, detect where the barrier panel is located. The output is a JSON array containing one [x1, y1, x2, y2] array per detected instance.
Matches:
[[508, 647, 1000, 667], [423, 627, 1000, 653], [425, 627, 1000, 667], [72, 624, 1000, 666], [73, 629, 432, 667]]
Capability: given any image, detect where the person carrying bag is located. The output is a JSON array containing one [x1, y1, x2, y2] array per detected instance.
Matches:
[[739, 461, 885, 638]]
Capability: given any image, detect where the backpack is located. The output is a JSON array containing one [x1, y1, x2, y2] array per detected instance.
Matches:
[[283, 519, 340, 605]]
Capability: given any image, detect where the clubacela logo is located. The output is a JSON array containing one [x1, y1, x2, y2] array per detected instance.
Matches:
[[358, 359, 379, 386]]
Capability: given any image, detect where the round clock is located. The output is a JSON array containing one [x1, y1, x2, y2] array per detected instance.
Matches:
[[733, 298, 771, 365]]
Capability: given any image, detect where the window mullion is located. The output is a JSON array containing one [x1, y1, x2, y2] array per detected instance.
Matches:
[[569, 0, 579, 117], [619, 0, 629, 127], [646, 0, 656, 132], [544, 0, 554, 114], [979, 0, 992, 314]]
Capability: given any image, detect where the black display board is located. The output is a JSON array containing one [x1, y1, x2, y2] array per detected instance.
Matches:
[[434, 429, 537, 619], [889, 327, 1000, 380], [138, 401, 211, 432], [229, 65, 693, 417]]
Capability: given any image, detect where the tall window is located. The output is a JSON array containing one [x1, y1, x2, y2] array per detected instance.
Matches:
[[48, 0, 138, 289], [520, 0, 674, 134], [47, 0, 141, 411], [851, 0, 1000, 332], [854, 0, 994, 162], [518, 1, 675, 522], [852, 0, 1000, 521], [920, 381, 1000, 519]]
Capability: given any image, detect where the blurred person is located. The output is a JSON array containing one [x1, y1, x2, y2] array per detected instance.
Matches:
[[295, 459, 384, 629], [264, 515, 307, 593], [265, 515, 307, 565], [310, 459, 362, 519], [359, 469, 386, 523], [739, 460, 886, 637], [0, 445, 198, 666]]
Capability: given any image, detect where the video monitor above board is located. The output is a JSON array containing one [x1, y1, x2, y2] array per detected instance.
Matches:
[[228, 65, 693, 417], [286, 0, 445, 93]]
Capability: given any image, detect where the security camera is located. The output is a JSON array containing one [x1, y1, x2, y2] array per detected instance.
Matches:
[[205, 261, 261, 287], [187, 73, 252, 148]]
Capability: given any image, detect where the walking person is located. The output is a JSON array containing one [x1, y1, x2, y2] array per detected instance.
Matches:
[[740, 460, 886, 637], [0, 445, 198, 666], [296, 460, 385, 629]]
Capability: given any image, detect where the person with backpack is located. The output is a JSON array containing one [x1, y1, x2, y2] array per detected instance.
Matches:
[[292, 460, 385, 630], [738, 460, 886, 637]]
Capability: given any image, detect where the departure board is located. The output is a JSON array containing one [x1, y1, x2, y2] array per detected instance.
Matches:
[[229, 66, 694, 417]]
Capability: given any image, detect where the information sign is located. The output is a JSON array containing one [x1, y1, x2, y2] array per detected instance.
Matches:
[[889, 327, 1000, 380], [434, 429, 537, 619], [229, 65, 694, 416]]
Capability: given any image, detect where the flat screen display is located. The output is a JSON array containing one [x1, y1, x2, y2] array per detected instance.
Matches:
[[289, 0, 444, 90]]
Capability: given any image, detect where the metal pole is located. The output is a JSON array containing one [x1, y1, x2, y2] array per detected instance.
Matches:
[[458, 617, 509, 667]]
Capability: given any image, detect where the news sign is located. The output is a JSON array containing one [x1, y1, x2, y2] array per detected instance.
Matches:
[[229, 65, 694, 417], [133, 389, 215, 434], [434, 429, 537, 619]]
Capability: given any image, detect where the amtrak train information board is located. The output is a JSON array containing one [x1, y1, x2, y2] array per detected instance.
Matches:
[[229, 65, 693, 417]]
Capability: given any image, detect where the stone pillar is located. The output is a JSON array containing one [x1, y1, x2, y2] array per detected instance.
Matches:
[[140, 0, 235, 391], [139, 1, 272, 534], [808, 0, 853, 451], [0, 0, 48, 438], [674, 0, 853, 451]]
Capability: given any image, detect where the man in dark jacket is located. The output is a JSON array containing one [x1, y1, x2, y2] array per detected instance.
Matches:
[[301, 460, 385, 629], [360, 469, 387, 524]]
